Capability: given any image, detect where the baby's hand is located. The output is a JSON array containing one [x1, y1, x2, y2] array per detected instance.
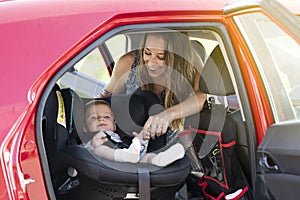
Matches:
[[133, 129, 150, 141], [91, 131, 108, 148]]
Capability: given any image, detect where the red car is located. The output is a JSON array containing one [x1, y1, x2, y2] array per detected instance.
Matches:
[[1, 0, 300, 199]]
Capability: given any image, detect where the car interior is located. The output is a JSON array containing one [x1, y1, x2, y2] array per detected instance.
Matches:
[[38, 26, 253, 200]]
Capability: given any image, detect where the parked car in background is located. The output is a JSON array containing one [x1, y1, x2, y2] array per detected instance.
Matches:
[[1, 0, 300, 199]]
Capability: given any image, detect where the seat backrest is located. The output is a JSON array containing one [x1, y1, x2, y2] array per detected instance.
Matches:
[[199, 45, 249, 175], [200, 45, 251, 180], [185, 45, 251, 198], [184, 45, 235, 130]]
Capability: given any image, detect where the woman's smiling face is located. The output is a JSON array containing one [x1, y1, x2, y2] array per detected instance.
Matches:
[[143, 34, 166, 79]]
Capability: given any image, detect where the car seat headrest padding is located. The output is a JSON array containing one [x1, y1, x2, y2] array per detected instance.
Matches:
[[199, 45, 235, 96]]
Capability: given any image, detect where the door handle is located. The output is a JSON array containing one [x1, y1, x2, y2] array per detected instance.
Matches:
[[259, 155, 279, 171]]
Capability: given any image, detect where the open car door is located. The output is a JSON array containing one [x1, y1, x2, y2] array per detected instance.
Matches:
[[256, 122, 300, 199]]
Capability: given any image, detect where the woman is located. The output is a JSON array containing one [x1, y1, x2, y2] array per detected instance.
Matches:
[[100, 31, 206, 139]]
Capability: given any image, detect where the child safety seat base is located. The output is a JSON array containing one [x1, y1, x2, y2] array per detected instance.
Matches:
[[59, 145, 190, 200], [53, 88, 190, 200]]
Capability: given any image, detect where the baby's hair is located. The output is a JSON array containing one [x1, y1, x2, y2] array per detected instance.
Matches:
[[84, 99, 111, 114]]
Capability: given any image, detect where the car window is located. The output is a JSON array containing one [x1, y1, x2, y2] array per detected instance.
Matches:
[[73, 35, 128, 81], [234, 12, 300, 122], [106, 34, 128, 61], [74, 48, 109, 81], [58, 34, 129, 97], [58, 48, 110, 97], [190, 36, 218, 63]]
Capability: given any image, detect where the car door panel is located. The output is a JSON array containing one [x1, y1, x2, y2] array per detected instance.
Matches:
[[256, 173, 300, 199], [256, 122, 300, 199]]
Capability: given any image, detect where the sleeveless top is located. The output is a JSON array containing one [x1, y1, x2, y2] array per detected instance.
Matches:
[[125, 51, 141, 95], [125, 50, 166, 103]]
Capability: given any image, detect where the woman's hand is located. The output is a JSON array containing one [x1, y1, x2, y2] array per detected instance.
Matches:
[[144, 91, 207, 139], [143, 110, 174, 139], [91, 131, 108, 148]]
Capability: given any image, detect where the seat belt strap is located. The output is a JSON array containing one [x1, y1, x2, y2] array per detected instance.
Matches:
[[138, 167, 150, 200]]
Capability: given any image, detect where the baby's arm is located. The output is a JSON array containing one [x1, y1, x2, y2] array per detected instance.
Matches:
[[92, 133, 141, 163], [87, 131, 128, 161]]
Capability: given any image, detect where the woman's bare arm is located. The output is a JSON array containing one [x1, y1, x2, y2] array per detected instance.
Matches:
[[101, 51, 136, 96]]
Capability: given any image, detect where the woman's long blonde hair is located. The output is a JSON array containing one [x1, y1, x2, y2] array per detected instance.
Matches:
[[137, 31, 200, 129]]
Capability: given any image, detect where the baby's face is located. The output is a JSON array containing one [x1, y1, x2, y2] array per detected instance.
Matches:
[[84, 104, 116, 132]]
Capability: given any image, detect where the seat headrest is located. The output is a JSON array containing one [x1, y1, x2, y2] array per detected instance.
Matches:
[[103, 90, 164, 137], [199, 45, 235, 96], [191, 40, 206, 62], [109, 93, 146, 135]]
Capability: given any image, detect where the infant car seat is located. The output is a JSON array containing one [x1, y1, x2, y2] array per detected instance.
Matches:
[[50, 88, 191, 200]]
